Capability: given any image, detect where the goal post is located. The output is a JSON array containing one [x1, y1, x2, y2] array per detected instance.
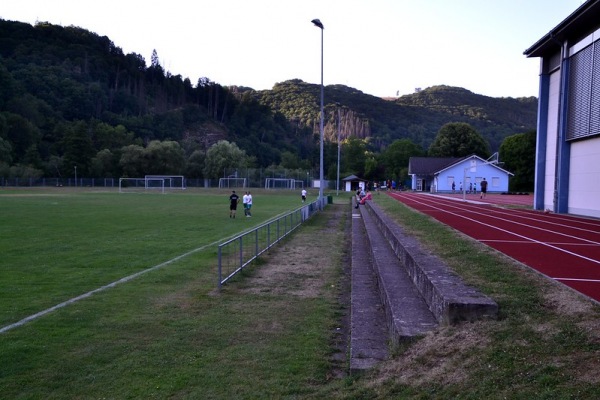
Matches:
[[218, 177, 247, 188], [145, 175, 186, 190], [265, 178, 296, 190], [119, 177, 165, 194]]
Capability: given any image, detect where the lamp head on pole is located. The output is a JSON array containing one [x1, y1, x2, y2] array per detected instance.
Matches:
[[311, 19, 324, 29]]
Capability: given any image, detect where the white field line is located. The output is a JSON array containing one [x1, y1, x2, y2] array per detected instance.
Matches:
[[390, 193, 600, 266], [0, 239, 225, 334], [0, 210, 303, 334]]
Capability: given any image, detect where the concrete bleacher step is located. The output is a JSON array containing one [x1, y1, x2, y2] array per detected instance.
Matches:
[[358, 204, 439, 346], [349, 198, 499, 372], [350, 209, 390, 372], [364, 200, 499, 325]]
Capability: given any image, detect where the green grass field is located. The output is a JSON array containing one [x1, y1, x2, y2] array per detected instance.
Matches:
[[3, 187, 600, 399], [1, 187, 344, 399]]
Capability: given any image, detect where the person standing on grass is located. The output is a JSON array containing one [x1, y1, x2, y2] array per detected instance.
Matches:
[[229, 190, 240, 218], [246, 191, 253, 217], [242, 191, 249, 216], [480, 178, 488, 199], [301, 188, 307, 203]]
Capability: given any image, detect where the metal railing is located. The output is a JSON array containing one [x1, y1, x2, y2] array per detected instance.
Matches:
[[217, 198, 324, 288]]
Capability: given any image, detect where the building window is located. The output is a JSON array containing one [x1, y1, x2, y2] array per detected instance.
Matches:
[[567, 39, 600, 140]]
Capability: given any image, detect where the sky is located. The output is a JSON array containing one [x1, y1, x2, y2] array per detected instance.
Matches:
[[1, 0, 585, 99]]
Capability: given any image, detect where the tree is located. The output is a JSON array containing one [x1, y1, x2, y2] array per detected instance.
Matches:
[[186, 150, 206, 179], [119, 144, 146, 177], [428, 122, 490, 158], [92, 122, 136, 151], [90, 149, 117, 177], [61, 121, 95, 176], [4, 113, 41, 163], [499, 130, 536, 192], [380, 138, 425, 181], [203, 140, 248, 179], [342, 137, 368, 177], [280, 151, 300, 169], [145, 140, 185, 174], [0, 137, 13, 165]]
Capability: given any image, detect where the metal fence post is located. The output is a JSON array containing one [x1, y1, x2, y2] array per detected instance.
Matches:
[[239, 236, 243, 270], [218, 245, 222, 290]]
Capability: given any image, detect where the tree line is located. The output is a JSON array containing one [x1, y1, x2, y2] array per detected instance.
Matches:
[[0, 19, 535, 191]]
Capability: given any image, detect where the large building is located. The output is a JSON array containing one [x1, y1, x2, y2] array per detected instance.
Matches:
[[524, 0, 600, 218], [408, 155, 512, 194]]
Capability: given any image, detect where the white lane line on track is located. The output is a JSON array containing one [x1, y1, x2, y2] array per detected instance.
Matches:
[[426, 193, 600, 236], [395, 193, 600, 246], [0, 239, 224, 334], [481, 240, 600, 247], [555, 277, 600, 283], [390, 193, 600, 266]]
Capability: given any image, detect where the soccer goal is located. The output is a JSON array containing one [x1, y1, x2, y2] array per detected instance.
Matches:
[[119, 177, 165, 194], [218, 177, 247, 188], [265, 178, 296, 190], [145, 175, 186, 190]]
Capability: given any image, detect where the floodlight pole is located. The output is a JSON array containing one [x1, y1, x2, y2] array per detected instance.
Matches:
[[312, 18, 324, 208], [336, 108, 340, 196]]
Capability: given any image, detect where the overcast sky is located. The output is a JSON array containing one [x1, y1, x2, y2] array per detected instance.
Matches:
[[2, 0, 584, 98]]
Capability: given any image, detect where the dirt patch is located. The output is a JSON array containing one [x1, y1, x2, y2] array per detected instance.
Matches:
[[239, 204, 348, 300], [239, 203, 352, 378]]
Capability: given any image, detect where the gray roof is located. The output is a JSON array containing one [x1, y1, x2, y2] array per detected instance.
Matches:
[[408, 157, 464, 175], [342, 174, 366, 181], [524, 0, 600, 58]]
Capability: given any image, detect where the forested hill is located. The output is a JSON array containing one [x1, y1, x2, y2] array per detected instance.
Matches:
[[0, 18, 536, 180], [254, 81, 538, 152]]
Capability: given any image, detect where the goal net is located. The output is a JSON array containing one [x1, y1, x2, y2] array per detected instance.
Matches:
[[119, 178, 165, 194], [145, 175, 186, 190], [265, 178, 296, 190], [218, 177, 247, 188]]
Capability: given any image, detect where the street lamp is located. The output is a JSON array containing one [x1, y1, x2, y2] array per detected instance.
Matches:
[[311, 18, 324, 208], [336, 108, 341, 196]]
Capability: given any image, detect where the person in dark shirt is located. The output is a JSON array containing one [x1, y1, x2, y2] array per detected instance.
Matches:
[[229, 190, 240, 218], [480, 178, 488, 199]]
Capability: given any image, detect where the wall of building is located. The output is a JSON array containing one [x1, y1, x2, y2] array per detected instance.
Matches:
[[433, 161, 510, 193], [568, 137, 600, 217], [542, 70, 562, 211]]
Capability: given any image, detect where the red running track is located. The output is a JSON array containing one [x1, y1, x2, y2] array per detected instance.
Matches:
[[387, 192, 600, 303]]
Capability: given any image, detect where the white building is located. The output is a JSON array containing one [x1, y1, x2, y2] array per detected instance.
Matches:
[[524, 0, 600, 218], [408, 155, 512, 193]]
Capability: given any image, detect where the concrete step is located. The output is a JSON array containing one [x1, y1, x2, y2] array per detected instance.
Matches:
[[364, 201, 499, 325], [350, 207, 389, 373], [358, 203, 438, 348], [349, 198, 499, 372]]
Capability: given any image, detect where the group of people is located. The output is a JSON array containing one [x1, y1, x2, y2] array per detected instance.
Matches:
[[354, 187, 372, 208], [229, 190, 253, 218], [230, 188, 311, 219], [450, 178, 488, 198]]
